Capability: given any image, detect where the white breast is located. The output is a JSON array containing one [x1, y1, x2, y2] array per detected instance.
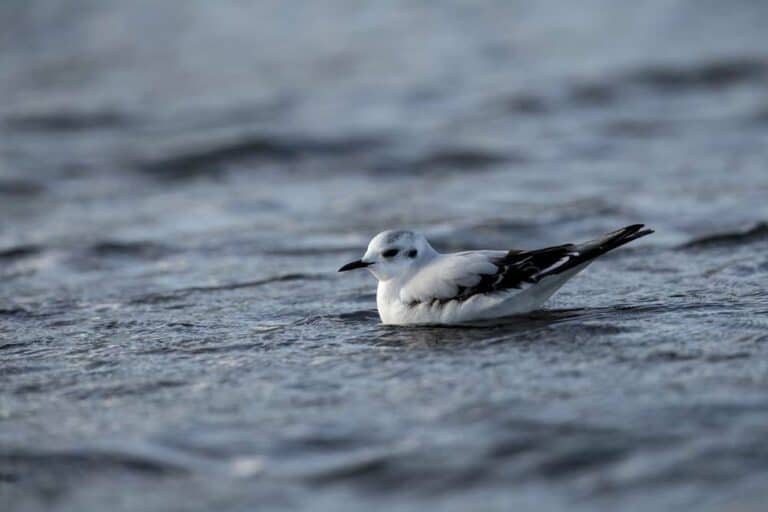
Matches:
[[376, 279, 509, 325]]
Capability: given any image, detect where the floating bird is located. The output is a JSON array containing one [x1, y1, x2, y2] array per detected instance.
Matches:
[[339, 224, 653, 325]]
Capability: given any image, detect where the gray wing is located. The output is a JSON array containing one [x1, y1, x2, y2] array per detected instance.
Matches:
[[401, 224, 653, 306]]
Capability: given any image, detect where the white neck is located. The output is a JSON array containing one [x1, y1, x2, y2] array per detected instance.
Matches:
[[375, 247, 440, 323]]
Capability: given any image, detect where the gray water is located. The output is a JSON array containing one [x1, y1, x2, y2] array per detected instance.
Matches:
[[2, 1, 768, 511]]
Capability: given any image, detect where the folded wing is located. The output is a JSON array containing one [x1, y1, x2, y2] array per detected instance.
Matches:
[[401, 224, 653, 306]]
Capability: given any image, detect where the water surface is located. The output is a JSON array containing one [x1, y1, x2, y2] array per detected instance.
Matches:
[[2, 1, 768, 511]]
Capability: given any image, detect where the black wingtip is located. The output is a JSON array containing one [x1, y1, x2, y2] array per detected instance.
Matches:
[[627, 225, 654, 240], [616, 224, 648, 237], [596, 224, 654, 252], [631, 226, 654, 238]]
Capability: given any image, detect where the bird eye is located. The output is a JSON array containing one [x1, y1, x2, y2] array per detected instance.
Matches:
[[407, 249, 417, 258], [382, 249, 399, 258]]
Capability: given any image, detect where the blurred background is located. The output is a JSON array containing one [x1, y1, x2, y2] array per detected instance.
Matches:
[[2, 1, 768, 511]]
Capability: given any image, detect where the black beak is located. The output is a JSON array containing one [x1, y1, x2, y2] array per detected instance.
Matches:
[[338, 260, 372, 272]]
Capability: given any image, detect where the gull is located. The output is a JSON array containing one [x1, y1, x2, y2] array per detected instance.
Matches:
[[339, 224, 653, 325]]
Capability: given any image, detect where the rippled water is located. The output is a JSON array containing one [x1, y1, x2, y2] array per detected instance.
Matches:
[[2, 1, 768, 511]]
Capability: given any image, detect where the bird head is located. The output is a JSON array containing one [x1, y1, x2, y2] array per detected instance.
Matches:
[[338, 230, 436, 281]]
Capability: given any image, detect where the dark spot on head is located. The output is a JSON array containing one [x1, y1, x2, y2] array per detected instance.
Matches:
[[382, 248, 399, 258], [385, 230, 412, 245], [407, 249, 417, 258]]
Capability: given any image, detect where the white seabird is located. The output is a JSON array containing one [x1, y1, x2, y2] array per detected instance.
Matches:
[[338, 224, 653, 325]]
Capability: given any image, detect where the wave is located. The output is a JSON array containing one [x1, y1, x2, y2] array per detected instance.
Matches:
[[493, 55, 768, 117], [572, 56, 768, 102], [130, 273, 328, 304], [85, 240, 173, 259], [4, 109, 131, 132], [0, 445, 192, 479], [137, 132, 387, 178], [601, 119, 676, 138], [0, 245, 43, 261], [0, 306, 35, 318], [0, 179, 44, 197], [681, 222, 768, 249], [627, 57, 768, 91]]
